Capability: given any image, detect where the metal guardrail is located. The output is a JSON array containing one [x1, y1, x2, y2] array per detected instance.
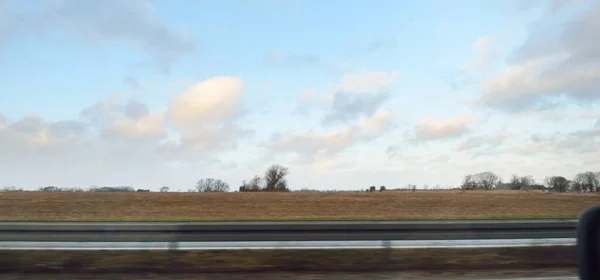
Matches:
[[0, 238, 576, 250], [0, 220, 577, 244]]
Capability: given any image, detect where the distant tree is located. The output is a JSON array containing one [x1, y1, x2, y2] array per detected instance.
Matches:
[[369, 186, 376, 192], [89, 186, 135, 192], [573, 172, 600, 192], [117, 186, 136, 192], [296, 188, 321, 192], [1, 186, 23, 192], [160, 186, 170, 193], [460, 172, 501, 190], [39, 186, 60, 192], [239, 175, 263, 192], [508, 175, 521, 190], [544, 176, 570, 193], [196, 178, 230, 192], [507, 175, 535, 190], [263, 165, 289, 192], [530, 184, 546, 191], [478, 172, 500, 190], [249, 175, 262, 191], [460, 175, 477, 190], [379, 186, 386, 192], [37, 186, 83, 192], [136, 189, 151, 192]]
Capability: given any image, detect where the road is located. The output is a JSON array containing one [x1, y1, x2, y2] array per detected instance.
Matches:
[[0, 221, 578, 278], [0, 219, 578, 242], [0, 273, 578, 280]]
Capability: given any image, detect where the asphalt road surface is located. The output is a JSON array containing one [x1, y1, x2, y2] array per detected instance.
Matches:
[[0, 271, 578, 280]]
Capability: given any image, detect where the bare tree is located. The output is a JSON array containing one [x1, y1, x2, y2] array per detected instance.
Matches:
[[573, 172, 600, 192], [239, 175, 263, 192], [213, 180, 229, 192], [249, 175, 262, 191], [160, 186, 170, 193], [264, 164, 289, 192], [195, 178, 230, 192], [521, 176, 536, 190], [544, 176, 570, 192], [460, 172, 501, 190], [460, 174, 477, 190], [477, 172, 500, 190], [508, 175, 535, 190]]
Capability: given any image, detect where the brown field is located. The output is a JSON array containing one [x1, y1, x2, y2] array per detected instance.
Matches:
[[0, 246, 576, 273], [1, 190, 599, 221]]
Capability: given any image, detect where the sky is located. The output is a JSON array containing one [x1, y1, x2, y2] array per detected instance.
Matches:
[[0, 0, 599, 191]]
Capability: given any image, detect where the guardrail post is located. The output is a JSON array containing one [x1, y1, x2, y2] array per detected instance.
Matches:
[[168, 241, 180, 269], [382, 240, 392, 265]]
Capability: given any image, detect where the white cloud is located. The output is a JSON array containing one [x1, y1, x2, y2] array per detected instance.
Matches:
[[165, 77, 252, 154], [168, 77, 245, 126], [80, 98, 167, 142], [463, 35, 497, 71], [1, 76, 253, 174], [0, 113, 5, 129], [178, 123, 253, 152], [270, 110, 393, 163], [479, 2, 600, 112], [414, 114, 475, 141], [107, 111, 166, 141], [0, 114, 89, 158], [35, 0, 196, 72], [322, 70, 399, 125], [495, 120, 600, 163], [454, 130, 512, 156], [337, 70, 400, 94], [0, 76, 259, 190]]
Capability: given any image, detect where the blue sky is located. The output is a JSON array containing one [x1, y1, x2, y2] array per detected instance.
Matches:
[[0, 0, 599, 191]]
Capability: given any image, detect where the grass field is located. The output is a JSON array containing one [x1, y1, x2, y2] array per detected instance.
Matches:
[[1, 191, 599, 221]]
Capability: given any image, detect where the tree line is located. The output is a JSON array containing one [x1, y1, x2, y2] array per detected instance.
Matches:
[[0, 164, 292, 193], [460, 171, 600, 192], [2, 166, 599, 193]]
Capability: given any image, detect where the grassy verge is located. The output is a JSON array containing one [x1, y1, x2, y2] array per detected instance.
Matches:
[[1, 191, 599, 221], [0, 246, 576, 273]]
